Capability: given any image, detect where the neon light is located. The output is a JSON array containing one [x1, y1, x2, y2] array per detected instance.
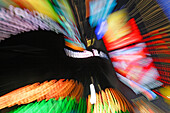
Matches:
[[0, 79, 84, 110], [0, 0, 86, 50], [9, 97, 87, 113], [152, 90, 170, 100], [87, 88, 134, 113], [89, 0, 117, 27], [64, 48, 109, 59]]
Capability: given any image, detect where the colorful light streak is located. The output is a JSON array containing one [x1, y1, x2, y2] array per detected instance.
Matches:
[[0, 0, 86, 50], [117, 73, 160, 101], [0, 79, 84, 110], [132, 96, 166, 113], [126, 0, 170, 86], [108, 43, 163, 96], [153, 90, 170, 101], [9, 97, 87, 113], [103, 18, 142, 51], [93, 6, 164, 98], [64, 48, 108, 59], [156, 0, 170, 20], [87, 88, 134, 113], [158, 86, 170, 104], [88, 0, 117, 27]]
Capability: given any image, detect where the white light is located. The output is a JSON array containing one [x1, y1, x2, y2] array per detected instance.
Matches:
[[90, 84, 96, 104]]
